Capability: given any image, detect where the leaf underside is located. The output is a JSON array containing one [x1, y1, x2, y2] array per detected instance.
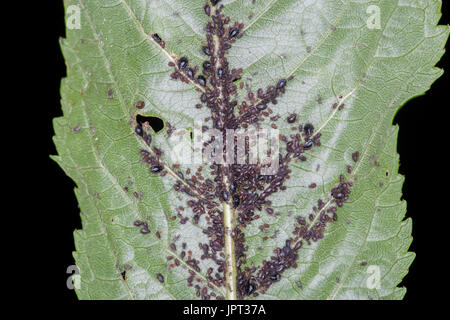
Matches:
[[54, 0, 448, 300]]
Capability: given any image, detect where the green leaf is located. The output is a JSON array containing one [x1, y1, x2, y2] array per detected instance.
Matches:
[[54, 0, 448, 300]]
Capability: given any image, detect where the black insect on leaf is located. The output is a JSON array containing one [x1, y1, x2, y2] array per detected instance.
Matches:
[[53, 0, 448, 300]]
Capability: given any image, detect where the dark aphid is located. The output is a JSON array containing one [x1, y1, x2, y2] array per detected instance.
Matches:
[[204, 4, 210, 16], [221, 190, 230, 202], [233, 194, 240, 208], [152, 33, 162, 43], [332, 213, 338, 221], [140, 227, 150, 234], [294, 241, 303, 250], [197, 75, 207, 86], [270, 274, 280, 281], [217, 67, 225, 79], [246, 282, 255, 296], [229, 27, 240, 39], [304, 123, 314, 136], [256, 103, 267, 111], [186, 68, 194, 79], [287, 114, 297, 123], [135, 124, 143, 136], [230, 181, 237, 194], [285, 239, 291, 248], [203, 61, 212, 70], [202, 46, 212, 56], [145, 135, 152, 145], [151, 165, 163, 173], [303, 140, 313, 150], [134, 220, 144, 226], [157, 273, 165, 283], [178, 57, 188, 70], [352, 151, 360, 162], [135, 101, 145, 109], [211, 0, 220, 6], [277, 79, 287, 89]]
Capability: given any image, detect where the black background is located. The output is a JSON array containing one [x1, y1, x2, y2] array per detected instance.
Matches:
[[48, 0, 449, 308]]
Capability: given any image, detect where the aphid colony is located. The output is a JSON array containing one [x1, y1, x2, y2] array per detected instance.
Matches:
[[131, 0, 356, 299]]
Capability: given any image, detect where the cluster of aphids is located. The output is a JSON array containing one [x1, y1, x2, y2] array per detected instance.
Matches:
[[238, 238, 303, 298], [166, 240, 226, 299], [281, 121, 322, 161], [131, 0, 355, 299], [237, 172, 354, 297]]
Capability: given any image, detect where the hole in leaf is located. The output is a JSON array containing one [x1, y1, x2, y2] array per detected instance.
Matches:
[[136, 114, 164, 133]]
